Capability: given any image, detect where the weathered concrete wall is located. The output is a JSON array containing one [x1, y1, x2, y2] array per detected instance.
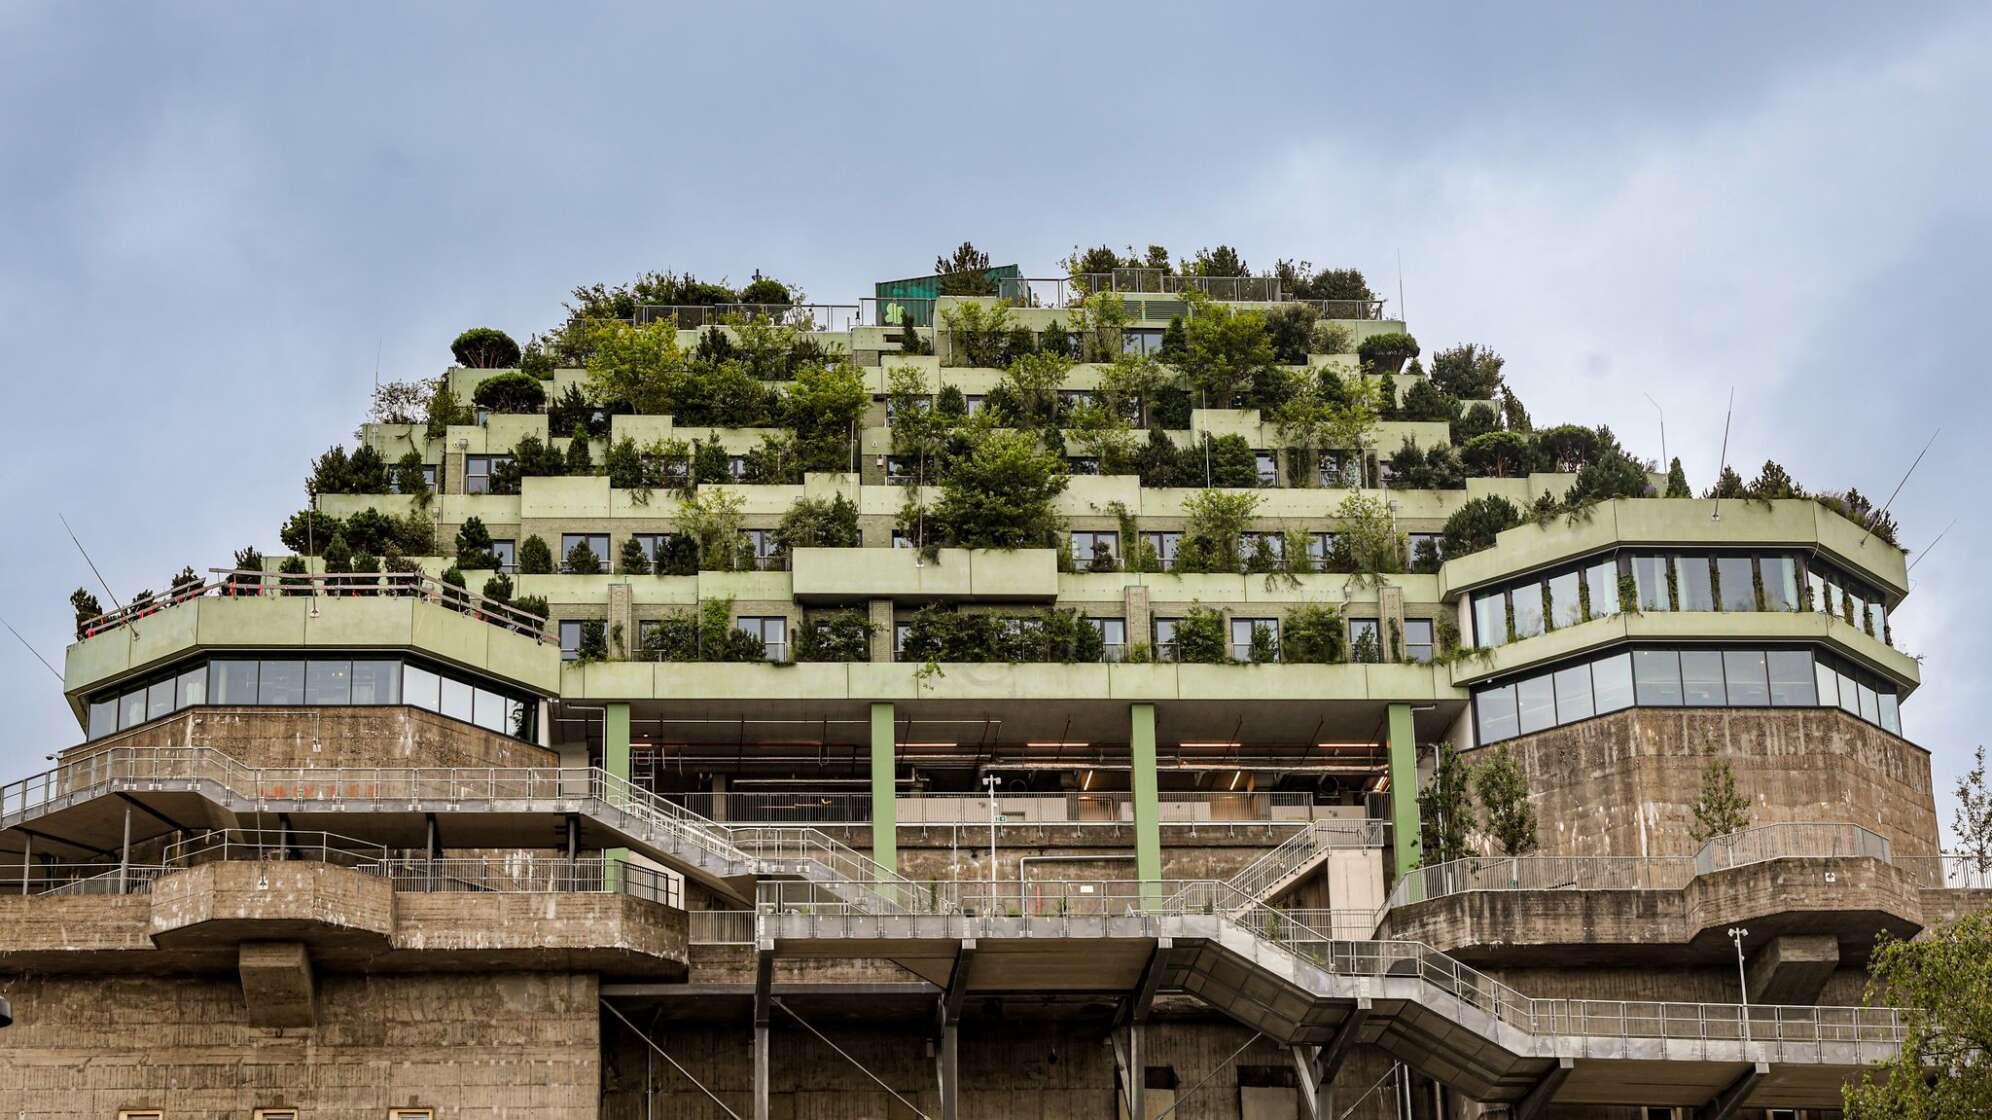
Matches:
[[0, 971, 600, 1118], [74, 705, 557, 769], [1464, 707, 1937, 858]]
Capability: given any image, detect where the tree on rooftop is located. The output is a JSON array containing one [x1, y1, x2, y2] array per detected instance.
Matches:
[[1665, 457, 1691, 497], [452, 327, 521, 369], [517, 535, 553, 575], [736, 273, 796, 305], [1418, 743, 1475, 865], [584, 319, 689, 416], [1461, 431, 1536, 478], [932, 429, 1069, 549], [454, 517, 499, 571], [424, 376, 472, 438], [1428, 343, 1505, 400], [70, 588, 103, 639], [1842, 909, 1992, 1119], [1748, 459, 1805, 499], [1184, 245, 1249, 277], [472, 372, 547, 414], [1440, 495, 1522, 559], [1474, 745, 1538, 856], [368, 379, 432, 425], [934, 241, 997, 295], [1274, 261, 1375, 303], [1172, 294, 1274, 408], [1704, 465, 1748, 499]]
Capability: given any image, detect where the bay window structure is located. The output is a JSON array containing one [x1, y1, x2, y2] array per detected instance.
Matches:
[[84, 654, 538, 742], [1472, 645, 1900, 745]]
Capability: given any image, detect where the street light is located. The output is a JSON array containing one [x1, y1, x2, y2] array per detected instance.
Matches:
[[1728, 926, 1751, 1041], [984, 773, 1000, 892], [1643, 393, 1667, 470]]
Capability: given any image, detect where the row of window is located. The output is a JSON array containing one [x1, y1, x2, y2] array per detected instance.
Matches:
[[1473, 645, 1903, 745], [883, 616, 1435, 663], [1469, 550, 1892, 648], [1068, 530, 1441, 571], [85, 656, 539, 742], [559, 618, 793, 662]]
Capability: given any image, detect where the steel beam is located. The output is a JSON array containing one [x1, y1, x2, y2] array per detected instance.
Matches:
[[753, 939, 773, 1120], [1698, 1062, 1768, 1120], [1293, 998, 1370, 1119], [1513, 1057, 1573, 1120], [115, 792, 188, 834], [937, 938, 974, 1120], [870, 702, 897, 875]]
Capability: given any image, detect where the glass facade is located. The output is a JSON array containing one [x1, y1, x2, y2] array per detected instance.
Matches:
[[86, 654, 537, 742], [1473, 645, 1901, 745]]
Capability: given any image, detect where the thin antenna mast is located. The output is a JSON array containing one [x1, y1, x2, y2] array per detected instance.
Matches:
[[1861, 428, 1940, 546], [1907, 517, 1956, 573], [1396, 249, 1405, 321], [1710, 388, 1734, 521], [0, 613, 63, 682], [59, 513, 125, 614], [373, 337, 383, 392]]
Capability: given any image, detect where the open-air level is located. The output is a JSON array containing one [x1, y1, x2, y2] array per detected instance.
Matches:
[[9, 251, 1972, 1120]]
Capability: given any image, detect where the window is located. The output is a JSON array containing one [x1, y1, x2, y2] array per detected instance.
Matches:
[[1761, 556, 1799, 611], [1067, 456, 1101, 475], [1243, 532, 1285, 568], [1231, 618, 1278, 661], [1088, 617, 1127, 661], [118, 686, 145, 730], [464, 454, 509, 494], [1633, 650, 1682, 706], [1407, 533, 1442, 567], [259, 659, 306, 705], [1630, 555, 1670, 611], [559, 620, 585, 661], [254, 1110, 299, 1120], [1553, 664, 1595, 722], [1723, 650, 1770, 706], [1878, 692, 1901, 735], [1680, 650, 1726, 706], [1583, 559, 1616, 620], [145, 677, 174, 721], [404, 664, 441, 711], [1141, 532, 1182, 572], [1809, 567, 1832, 616], [1153, 618, 1181, 662], [306, 659, 353, 705], [1592, 653, 1634, 713], [491, 539, 516, 574], [1716, 556, 1756, 612], [1403, 619, 1434, 663], [894, 622, 913, 659], [1511, 582, 1544, 640], [352, 660, 400, 704], [389, 1111, 437, 1120], [1472, 591, 1507, 647], [1318, 451, 1358, 488], [1476, 684, 1519, 744], [963, 394, 986, 415], [1122, 327, 1166, 356], [473, 686, 508, 732], [740, 529, 781, 570], [885, 455, 920, 485], [1347, 618, 1380, 661], [890, 529, 914, 549], [1516, 674, 1556, 734], [88, 698, 118, 739], [1253, 450, 1279, 487], [1868, 599, 1888, 643], [440, 676, 474, 722], [738, 616, 788, 660], [561, 534, 609, 571], [119, 1113, 165, 1120], [1767, 650, 1817, 707], [1308, 532, 1338, 567], [1070, 531, 1120, 569], [1546, 570, 1582, 629], [1674, 556, 1714, 611]]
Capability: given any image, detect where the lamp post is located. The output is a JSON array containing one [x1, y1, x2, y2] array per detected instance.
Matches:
[[1728, 926, 1751, 1041], [984, 773, 1000, 894], [1643, 393, 1667, 471]]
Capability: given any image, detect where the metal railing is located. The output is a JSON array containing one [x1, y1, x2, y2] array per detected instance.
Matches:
[[23, 863, 169, 896], [666, 790, 1339, 826], [377, 857, 682, 907], [1894, 855, 1992, 889], [689, 909, 757, 945], [164, 828, 387, 870], [75, 568, 549, 644], [633, 303, 859, 332], [1695, 822, 1892, 875], [1066, 272, 1284, 302]]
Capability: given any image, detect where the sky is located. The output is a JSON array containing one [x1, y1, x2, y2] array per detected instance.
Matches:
[[1, 2, 1987, 836]]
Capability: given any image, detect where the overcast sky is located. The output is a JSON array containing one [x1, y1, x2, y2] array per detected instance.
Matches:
[[2, 3, 1986, 835]]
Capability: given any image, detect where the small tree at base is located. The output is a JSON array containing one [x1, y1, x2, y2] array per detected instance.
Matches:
[[1843, 909, 1992, 1118], [1474, 745, 1538, 856], [1953, 745, 1992, 874], [1688, 748, 1751, 842], [1418, 744, 1475, 865]]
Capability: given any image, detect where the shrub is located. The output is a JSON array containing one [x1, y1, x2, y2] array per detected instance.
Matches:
[[424, 377, 473, 438], [932, 430, 1069, 550], [519, 335, 555, 378], [452, 327, 522, 369], [278, 508, 342, 555], [618, 537, 651, 575], [70, 588, 103, 639], [518, 535, 554, 575], [393, 451, 429, 496], [514, 594, 549, 620], [482, 573, 513, 602], [1427, 343, 1504, 399], [1205, 434, 1259, 488], [1178, 490, 1259, 574], [775, 494, 861, 552], [1356, 331, 1419, 372], [1461, 431, 1535, 478], [455, 517, 499, 571], [1441, 495, 1522, 558], [796, 610, 875, 662], [563, 538, 604, 575], [1451, 402, 1501, 444], [472, 372, 547, 414], [1282, 604, 1345, 664], [1400, 378, 1458, 423], [1172, 606, 1229, 664], [563, 430, 595, 475], [575, 619, 608, 662]]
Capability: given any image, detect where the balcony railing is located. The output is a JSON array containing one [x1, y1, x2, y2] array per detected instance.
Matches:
[[632, 303, 860, 332], [75, 568, 550, 644], [1694, 822, 1891, 875]]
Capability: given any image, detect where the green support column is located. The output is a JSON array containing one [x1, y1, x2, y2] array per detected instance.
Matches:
[[870, 702, 897, 877], [605, 703, 631, 890], [1131, 702, 1161, 910], [1386, 703, 1421, 878]]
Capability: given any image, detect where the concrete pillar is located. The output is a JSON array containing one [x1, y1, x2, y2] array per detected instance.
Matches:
[[868, 598, 896, 663], [871, 702, 897, 875], [939, 1021, 959, 1120], [1131, 703, 1161, 909], [711, 773, 728, 823], [1123, 585, 1152, 653], [239, 941, 316, 1028], [1386, 703, 1421, 878], [753, 1024, 770, 1120], [606, 703, 631, 887], [607, 582, 634, 656], [1379, 586, 1405, 661], [444, 446, 467, 495]]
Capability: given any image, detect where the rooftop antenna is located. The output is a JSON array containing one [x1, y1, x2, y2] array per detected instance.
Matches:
[[58, 513, 132, 634], [373, 337, 382, 393], [1861, 427, 1940, 546], [1642, 393, 1667, 470], [1907, 517, 1956, 574], [1396, 249, 1405, 321], [0, 613, 63, 682], [1709, 388, 1734, 521]]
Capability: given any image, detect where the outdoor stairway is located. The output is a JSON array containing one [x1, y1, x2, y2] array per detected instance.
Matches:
[[0, 745, 928, 913], [1165, 819, 1379, 914]]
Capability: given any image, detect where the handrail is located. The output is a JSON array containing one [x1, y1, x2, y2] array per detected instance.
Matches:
[[75, 568, 550, 644], [1190, 819, 1387, 907]]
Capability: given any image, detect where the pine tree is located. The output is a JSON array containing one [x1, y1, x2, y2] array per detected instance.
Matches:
[[1688, 748, 1751, 842], [619, 537, 652, 576], [1665, 457, 1691, 498]]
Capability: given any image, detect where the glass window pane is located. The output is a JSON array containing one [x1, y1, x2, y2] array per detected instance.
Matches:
[[1877, 692, 1901, 735], [1723, 650, 1770, 706], [210, 659, 258, 705], [1808, 569, 1831, 615], [176, 666, 207, 710], [1762, 557, 1799, 611], [1815, 660, 1839, 708], [351, 660, 401, 705], [1516, 674, 1556, 734], [1511, 584, 1544, 640], [1681, 651, 1726, 706], [1473, 592, 1508, 647], [1675, 557, 1715, 611], [1844, 588, 1866, 629], [1593, 653, 1634, 713], [119, 688, 146, 729], [440, 677, 474, 722], [88, 698, 119, 740], [508, 697, 532, 740], [146, 679, 175, 721], [1476, 685, 1518, 744], [1547, 571, 1582, 629], [404, 664, 441, 712], [258, 660, 306, 705], [1836, 670, 1861, 716], [1403, 619, 1434, 663], [1858, 683, 1878, 723], [306, 660, 353, 705], [1717, 557, 1755, 612], [1553, 665, 1595, 723], [1632, 555, 1670, 611], [1584, 560, 1616, 619], [1767, 650, 1817, 706], [1633, 650, 1683, 706], [1868, 601, 1887, 642], [473, 688, 506, 732]]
